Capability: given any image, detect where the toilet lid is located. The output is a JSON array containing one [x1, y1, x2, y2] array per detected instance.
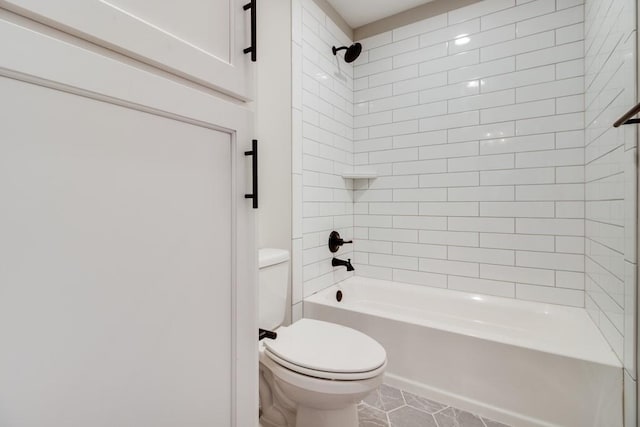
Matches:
[[263, 319, 386, 376]]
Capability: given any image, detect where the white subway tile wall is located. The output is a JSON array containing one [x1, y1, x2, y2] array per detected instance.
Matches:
[[292, 0, 355, 311], [352, 0, 587, 306], [292, 0, 637, 376], [584, 0, 637, 369]]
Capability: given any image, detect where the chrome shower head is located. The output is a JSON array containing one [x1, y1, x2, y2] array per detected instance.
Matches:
[[332, 43, 362, 63]]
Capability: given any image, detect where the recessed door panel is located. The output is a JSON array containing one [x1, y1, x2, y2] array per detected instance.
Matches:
[[0, 76, 234, 426], [107, 0, 230, 59], [0, 0, 253, 99]]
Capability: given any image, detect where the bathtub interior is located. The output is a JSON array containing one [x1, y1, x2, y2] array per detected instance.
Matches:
[[306, 276, 621, 368]]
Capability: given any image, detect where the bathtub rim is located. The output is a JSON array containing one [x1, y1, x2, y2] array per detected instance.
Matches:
[[305, 276, 622, 369]]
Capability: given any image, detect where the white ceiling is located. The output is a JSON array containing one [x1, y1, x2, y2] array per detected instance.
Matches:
[[326, 0, 435, 28]]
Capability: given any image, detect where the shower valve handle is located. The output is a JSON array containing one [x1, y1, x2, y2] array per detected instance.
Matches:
[[328, 231, 352, 253]]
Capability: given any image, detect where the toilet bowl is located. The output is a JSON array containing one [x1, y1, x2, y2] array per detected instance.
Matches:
[[258, 249, 386, 427]]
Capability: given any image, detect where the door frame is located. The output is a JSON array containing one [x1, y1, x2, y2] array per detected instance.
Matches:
[[0, 8, 258, 427], [632, 85, 639, 427]]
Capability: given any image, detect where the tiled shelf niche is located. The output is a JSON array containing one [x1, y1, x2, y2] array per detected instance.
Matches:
[[342, 169, 378, 179]]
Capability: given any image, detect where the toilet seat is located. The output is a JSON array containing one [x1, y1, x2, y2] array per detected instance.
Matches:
[[263, 319, 387, 380], [264, 349, 387, 380]]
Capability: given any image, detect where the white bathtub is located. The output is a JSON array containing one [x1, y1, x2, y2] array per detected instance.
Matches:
[[304, 276, 622, 427]]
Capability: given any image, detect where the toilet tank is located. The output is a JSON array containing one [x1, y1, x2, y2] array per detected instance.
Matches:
[[258, 248, 290, 331]]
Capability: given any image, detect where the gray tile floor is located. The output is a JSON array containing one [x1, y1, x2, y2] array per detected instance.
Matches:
[[359, 384, 511, 427]]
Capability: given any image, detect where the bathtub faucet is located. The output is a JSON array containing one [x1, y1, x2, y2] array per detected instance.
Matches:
[[332, 257, 354, 271]]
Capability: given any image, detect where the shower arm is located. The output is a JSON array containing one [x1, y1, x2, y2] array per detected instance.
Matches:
[[332, 46, 348, 55]]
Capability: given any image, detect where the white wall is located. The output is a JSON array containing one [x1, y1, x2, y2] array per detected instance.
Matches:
[[257, 0, 292, 251], [291, 0, 356, 319], [584, 0, 636, 367], [257, 0, 293, 322], [583, 0, 637, 421], [351, 0, 587, 306]]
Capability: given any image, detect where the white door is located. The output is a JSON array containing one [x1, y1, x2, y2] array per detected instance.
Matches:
[[0, 8, 257, 427], [0, 0, 254, 100]]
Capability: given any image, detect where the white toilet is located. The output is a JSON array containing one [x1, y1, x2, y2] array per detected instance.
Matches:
[[258, 248, 387, 427]]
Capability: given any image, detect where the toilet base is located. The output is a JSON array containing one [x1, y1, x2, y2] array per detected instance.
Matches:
[[260, 397, 359, 427], [259, 357, 384, 427], [295, 404, 358, 427]]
